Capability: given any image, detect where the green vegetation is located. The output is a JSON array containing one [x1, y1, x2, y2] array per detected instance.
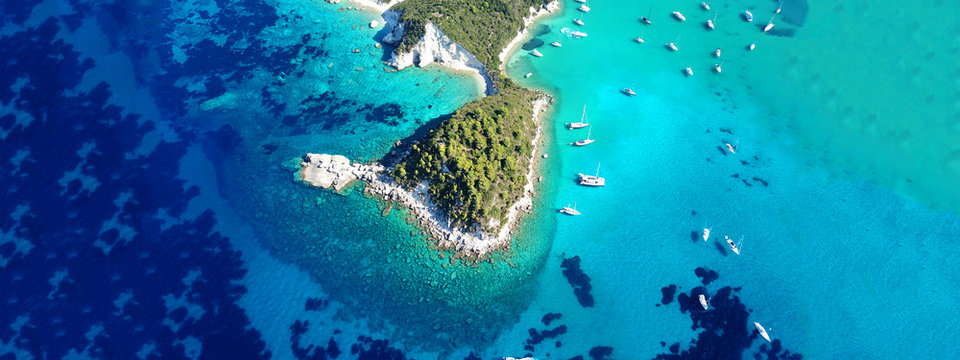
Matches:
[[392, 81, 539, 231], [392, 0, 546, 72]]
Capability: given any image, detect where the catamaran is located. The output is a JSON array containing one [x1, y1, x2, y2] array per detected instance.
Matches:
[[684, 67, 693, 76], [578, 4, 591, 12], [559, 202, 582, 215], [699, 294, 709, 310], [641, 6, 652, 25], [744, 10, 753, 22], [574, 126, 595, 146], [531, 49, 543, 57], [578, 163, 605, 187], [725, 235, 742, 255], [755, 322, 772, 342], [567, 105, 590, 129], [672, 11, 686, 21], [702, 228, 711, 241]]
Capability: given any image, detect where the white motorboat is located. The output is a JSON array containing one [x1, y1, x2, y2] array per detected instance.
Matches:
[[574, 0, 586, 3], [701, 1, 710, 11], [699, 294, 709, 310], [673, 11, 686, 21], [748, 43, 756, 51], [714, 48, 721, 57], [578, 163, 605, 187], [666, 42, 678, 51], [635, 36, 645, 43], [714, 63, 722, 73], [744, 10, 753, 22], [755, 322, 772, 342], [622, 88, 637, 96], [551, 41, 562, 47], [702, 228, 710, 241], [574, 15, 585, 26], [578, 4, 591, 12], [684, 67, 693, 76], [763, 22, 775, 32], [530, 49, 543, 57], [725, 235, 742, 255], [559, 202, 582, 215], [706, 10, 717, 30], [524, 72, 533, 78], [724, 141, 737, 153], [573, 126, 595, 146], [567, 104, 590, 129]]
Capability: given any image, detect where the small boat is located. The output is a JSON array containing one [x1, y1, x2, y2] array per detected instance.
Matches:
[[574, 0, 586, 3], [574, 14, 585, 26], [701, 1, 710, 11], [714, 48, 721, 57], [699, 294, 709, 310], [748, 43, 756, 51], [702, 228, 710, 241], [524, 72, 533, 78], [622, 88, 637, 96], [744, 10, 753, 22], [567, 105, 590, 129], [763, 21, 775, 32], [635, 36, 645, 43], [714, 63, 722, 73], [578, 4, 591, 12], [725, 235, 742, 255], [705, 10, 717, 30], [755, 322, 772, 342], [551, 41, 562, 47], [578, 163, 605, 187], [571, 30, 588, 38], [684, 67, 693, 76], [672, 11, 686, 21], [641, 6, 652, 25], [776, 3, 782, 14], [530, 49, 543, 57], [573, 126, 595, 146], [724, 141, 737, 153], [559, 202, 582, 215], [666, 42, 678, 51]]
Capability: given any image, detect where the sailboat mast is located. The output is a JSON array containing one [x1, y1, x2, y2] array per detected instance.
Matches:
[[595, 163, 601, 177]]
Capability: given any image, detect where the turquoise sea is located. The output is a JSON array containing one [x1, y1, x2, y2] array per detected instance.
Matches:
[[3, 0, 959, 358]]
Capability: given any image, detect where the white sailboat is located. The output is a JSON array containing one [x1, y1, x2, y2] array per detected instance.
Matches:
[[559, 202, 582, 215], [551, 35, 562, 47], [673, 11, 686, 21], [725, 235, 742, 255], [622, 87, 637, 96], [702, 228, 711, 241], [755, 322, 772, 342], [574, 126, 595, 146], [574, 14, 585, 26], [705, 10, 717, 30], [641, 6, 652, 25], [748, 43, 756, 51], [724, 140, 738, 153], [714, 62, 722, 73], [701, 1, 711, 11], [635, 31, 645, 43], [684, 67, 693, 76], [530, 49, 543, 57], [578, 163, 605, 187], [699, 294, 709, 310], [744, 10, 753, 22], [567, 105, 590, 129], [666, 36, 679, 51], [578, 4, 591, 12], [714, 47, 721, 57], [763, 15, 776, 32]]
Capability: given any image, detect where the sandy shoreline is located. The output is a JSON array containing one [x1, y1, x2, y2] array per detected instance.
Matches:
[[498, 1, 561, 74]]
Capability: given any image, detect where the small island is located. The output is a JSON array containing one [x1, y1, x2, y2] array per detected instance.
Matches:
[[298, 0, 558, 255]]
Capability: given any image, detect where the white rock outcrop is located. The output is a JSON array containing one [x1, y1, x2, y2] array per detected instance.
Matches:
[[387, 23, 495, 94], [296, 154, 383, 192]]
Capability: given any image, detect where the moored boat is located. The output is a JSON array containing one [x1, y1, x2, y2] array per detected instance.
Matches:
[[578, 4, 591, 12], [724, 141, 737, 153], [699, 294, 709, 310], [530, 49, 543, 57], [666, 42, 678, 51], [567, 104, 590, 129], [559, 202, 582, 215], [551, 41, 562, 47], [725, 235, 741, 255], [524, 72, 533, 78], [755, 322, 772, 342], [684, 67, 693, 76], [701, 1, 710, 10], [673, 11, 686, 21], [714, 48, 721, 57], [714, 63, 722, 73], [578, 163, 605, 187], [702, 228, 710, 241], [574, 14, 585, 25], [748, 43, 756, 50], [641, 6, 652, 25], [622, 88, 637, 96], [573, 126, 595, 146], [744, 10, 753, 22]]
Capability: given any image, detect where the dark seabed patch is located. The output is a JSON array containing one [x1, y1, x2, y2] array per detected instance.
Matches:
[[522, 38, 545, 50], [561, 255, 595, 307], [652, 270, 803, 359], [694, 267, 719, 285], [542, 312, 563, 326], [660, 284, 678, 305]]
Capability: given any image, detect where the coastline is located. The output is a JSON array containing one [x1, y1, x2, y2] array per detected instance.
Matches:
[[296, 96, 549, 256], [341, 0, 405, 13], [498, 1, 561, 74]]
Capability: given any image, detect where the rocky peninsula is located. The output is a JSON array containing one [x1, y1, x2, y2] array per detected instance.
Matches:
[[298, 0, 559, 255]]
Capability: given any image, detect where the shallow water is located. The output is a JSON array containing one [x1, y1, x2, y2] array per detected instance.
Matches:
[[3, 0, 959, 358]]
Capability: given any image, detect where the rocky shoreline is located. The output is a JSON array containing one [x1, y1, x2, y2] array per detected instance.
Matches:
[[296, 97, 549, 255]]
